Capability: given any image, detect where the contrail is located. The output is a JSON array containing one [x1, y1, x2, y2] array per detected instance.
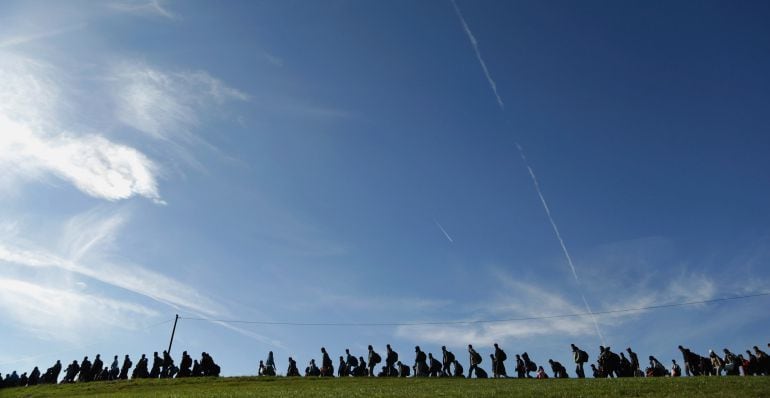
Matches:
[[448, 0, 604, 343], [450, 0, 504, 110], [433, 219, 454, 243], [515, 143, 578, 281], [516, 142, 606, 343]]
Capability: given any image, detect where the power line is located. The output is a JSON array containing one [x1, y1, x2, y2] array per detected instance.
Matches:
[[178, 291, 770, 327]]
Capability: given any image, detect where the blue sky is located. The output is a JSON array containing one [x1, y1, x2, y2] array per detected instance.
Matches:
[[1, 0, 769, 377]]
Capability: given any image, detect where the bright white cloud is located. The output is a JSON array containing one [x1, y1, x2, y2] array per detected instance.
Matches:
[[0, 52, 163, 203], [113, 62, 248, 141]]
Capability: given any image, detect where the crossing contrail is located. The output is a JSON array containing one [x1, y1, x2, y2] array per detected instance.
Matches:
[[450, 0, 504, 110], [434, 219, 454, 243], [450, 0, 605, 343]]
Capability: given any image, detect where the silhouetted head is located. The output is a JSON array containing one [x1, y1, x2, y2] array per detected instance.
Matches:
[[346, 349, 350, 354], [415, 346, 421, 352], [96, 354, 100, 359], [599, 346, 605, 352], [678, 345, 684, 350], [368, 345, 373, 350], [429, 353, 434, 359], [494, 343, 499, 349], [648, 356, 654, 361], [387, 344, 392, 349], [571, 344, 577, 351], [259, 360, 264, 365], [672, 359, 677, 364], [627, 347, 633, 353], [548, 359, 554, 364], [396, 361, 402, 366], [114, 355, 118, 359], [515, 354, 520, 359], [442, 346, 446, 351], [339, 356, 344, 361], [321, 347, 326, 353]]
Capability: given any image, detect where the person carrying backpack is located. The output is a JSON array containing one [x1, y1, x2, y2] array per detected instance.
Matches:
[[367, 345, 381, 377], [385, 344, 399, 377], [441, 346, 455, 377], [493, 343, 508, 378], [468, 345, 482, 378], [571, 344, 588, 378]]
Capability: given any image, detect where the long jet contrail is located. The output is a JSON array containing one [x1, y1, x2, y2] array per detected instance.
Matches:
[[434, 219, 455, 243], [451, 0, 604, 343], [516, 142, 606, 343], [450, 0, 505, 110]]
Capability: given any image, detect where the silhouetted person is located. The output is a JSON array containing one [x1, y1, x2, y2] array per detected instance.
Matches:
[[598, 346, 619, 378], [723, 349, 740, 376], [671, 359, 682, 377], [441, 346, 455, 377], [97, 367, 109, 381], [536, 366, 548, 379], [337, 357, 346, 377], [43, 360, 62, 384], [109, 355, 120, 380], [647, 356, 666, 377], [150, 352, 161, 378], [161, 350, 174, 378], [591, 364, 601, 378], [357, 356, 368, 377], [306, 359, 320, 377], [522, 352, 536, 378], [515, 354, 526, 378], [453, 360, 464, 377], [429, 353, 442, 377], [345, 349, 358, 376], [266, 351, 276, 375], [91, 354, 103, 382], [119, 355, 132, 380], [133, 354, 150, 379], [571, 344, 588, 378], [64, 360, 79, 383], [549, 359, 568, 378], [78, 356, 92, 382], [386, 344, 399, 377], [467, 345, 482, 378], [493, 343, 508, 378], [201, 352, 220, 376], [191, 360, 201, 377], [754, 346, 769, 375], [396, 361, 410, 377], [367, 345, 381, 376], [28, 366, 40, 386], [319, 347, 333, 377], [626, 347, 640, 377], [19, 372, 28, 386], [179, 351, 192, 377], [619, 353, 632, 377], [412, 346, 428, 377], [287, 357, 300, 377]]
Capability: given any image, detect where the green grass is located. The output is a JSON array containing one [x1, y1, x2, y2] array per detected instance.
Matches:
[[2, 376, 769, 398]]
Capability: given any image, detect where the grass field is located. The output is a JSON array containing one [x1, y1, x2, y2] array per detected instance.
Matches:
[[2, 376, 770, 398]]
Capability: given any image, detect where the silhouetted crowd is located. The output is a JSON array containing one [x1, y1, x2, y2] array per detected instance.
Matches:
[[257, 342, 770, 379], [0, 350, 220, 389], [3, 342, 768, 389]]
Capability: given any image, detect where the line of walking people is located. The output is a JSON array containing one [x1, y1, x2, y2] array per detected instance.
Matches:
[[0, 350, 221, 389], [255, 342, 770, 380]]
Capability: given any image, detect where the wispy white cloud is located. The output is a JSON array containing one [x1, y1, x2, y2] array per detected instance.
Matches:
[[112, 62, 248, 142], [0, 209, 222, 317], [108, 0, 177, 20], [0, 24, 84, 49], [0, 277, 158, 342], [0, 52, 163, 203], [450, 0, 504, 110], [263, 52, 284, 67]]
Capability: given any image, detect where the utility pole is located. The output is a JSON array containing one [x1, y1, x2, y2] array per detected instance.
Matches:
[[167, 314, 179, 354]]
